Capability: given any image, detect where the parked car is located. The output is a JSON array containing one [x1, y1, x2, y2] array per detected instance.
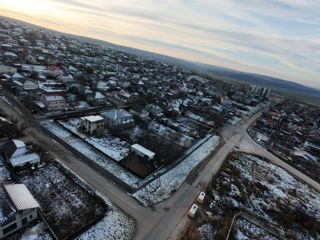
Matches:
[[187, 204, 198, 219], [196, 192, 206, 204]]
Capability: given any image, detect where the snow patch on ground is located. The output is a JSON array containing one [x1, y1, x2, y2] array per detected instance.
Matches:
[[202, 152, 320, 240], [41, 120, 72, 138], [148, 120, 194, 148], [133, 135, 220, 205], [76, 198, 135, 240], [233, 218, 280, 240], [59, 118, 130, 161], [67, 138, 140, 188], [41, 120, 141, 188], [20, 222, 53, 240], [56, 160, 135, 240]]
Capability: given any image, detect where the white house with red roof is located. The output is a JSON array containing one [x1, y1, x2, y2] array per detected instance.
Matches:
[[40, 90, 68, 111], [46, 66, 63, 77]]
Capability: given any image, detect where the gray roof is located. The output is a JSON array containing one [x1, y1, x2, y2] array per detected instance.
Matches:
[[10, 153, 40, 167], [103, 109, 132, 120]]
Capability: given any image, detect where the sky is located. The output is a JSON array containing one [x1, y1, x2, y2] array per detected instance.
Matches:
[[0, 0, 319, 88]]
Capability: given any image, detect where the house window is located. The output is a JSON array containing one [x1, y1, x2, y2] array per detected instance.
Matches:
[[1, 215, 15, 227], [30, 215, 33, 220], [22, 217, 27, 225], [3, 223, 17, 235]]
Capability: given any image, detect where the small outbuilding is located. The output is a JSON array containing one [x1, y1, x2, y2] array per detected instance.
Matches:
[[131, 144, 155, 161]]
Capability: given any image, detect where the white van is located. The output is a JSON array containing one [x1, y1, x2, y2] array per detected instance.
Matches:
[[187, 204, 198, 219], [196, 192, 206, 204]]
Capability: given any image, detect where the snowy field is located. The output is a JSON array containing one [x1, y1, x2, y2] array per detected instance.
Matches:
[[20, 222, 53, 240], [159, 117, 199, 138], [40, 120, 141, 188], [67, 138, 140, 187], [195, 152, 320, 240], [59, 118, 130, 161], [76, 196, 135, 240], [248, 128, 270, 145], [40, 120, 219, 192], [186, 111, 214, 127], [133, 135, 220, 206], [58, 161, 135, 240], [148, 120, 194, 148], [231, 218, 280, 240], [17, 164, 107, 239], [41, 120, 72, 138]]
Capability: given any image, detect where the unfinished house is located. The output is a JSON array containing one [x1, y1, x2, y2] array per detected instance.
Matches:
[[79, 115, 105, 135]]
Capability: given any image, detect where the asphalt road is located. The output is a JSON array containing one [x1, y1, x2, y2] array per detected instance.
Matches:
[[1, 96, 319, 240]]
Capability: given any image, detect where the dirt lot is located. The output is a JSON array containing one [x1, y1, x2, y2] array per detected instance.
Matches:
[[120, 155, 155, 178], [16, 163, 107, 239], [180, 152, 320, 240]]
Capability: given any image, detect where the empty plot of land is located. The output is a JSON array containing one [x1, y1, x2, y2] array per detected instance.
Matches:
[[148, 121, 195, 148], [17, 164, 107, 239], [40, 120, 141, 188], [191, 152, 320, 240], [133, 135, 220, 205], [230, 217, 280, 240]]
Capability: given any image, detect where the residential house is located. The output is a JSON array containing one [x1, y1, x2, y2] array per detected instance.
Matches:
[[19, 65, 46, 75], [0, 184, 39, 239], [12, 72, 24, 82], [3, 52, 18, 61], [146, 104, 163, 117], [23, 80, 38, 91], [129, 106, 149, 118], [12, 80, 24, 92], [1, 139, 40, 168], [97, 81, 110, 91], [57, 74, 73, 83], [116, 90, 132, 103], [46, 66, 63, 77], [103, 109, 135, 129], [25, 55, 38, 65], [40, 90, 68, 111], [0, 65, 17, 74], [79, 115, 104, 135], [92, 92, 105, 105]]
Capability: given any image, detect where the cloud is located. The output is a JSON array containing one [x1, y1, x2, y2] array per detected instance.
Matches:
[[0, 0, 319, 86]]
